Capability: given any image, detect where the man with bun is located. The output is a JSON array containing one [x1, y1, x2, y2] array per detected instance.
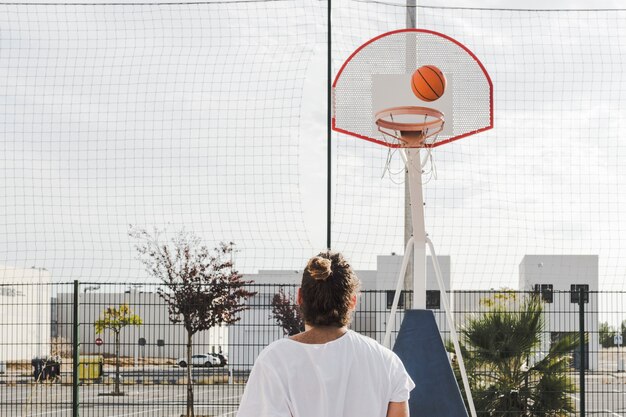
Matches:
[[237, 251, 414, 417]]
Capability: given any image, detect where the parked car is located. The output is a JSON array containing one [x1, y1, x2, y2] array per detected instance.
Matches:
[[210, 353, 228, 367], [177, 353, 220, 368]]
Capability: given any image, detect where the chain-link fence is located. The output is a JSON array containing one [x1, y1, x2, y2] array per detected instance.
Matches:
[[1, 282, 624, 416]]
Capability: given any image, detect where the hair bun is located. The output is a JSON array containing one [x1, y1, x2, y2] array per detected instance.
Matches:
[[306, 256, 332, 281]]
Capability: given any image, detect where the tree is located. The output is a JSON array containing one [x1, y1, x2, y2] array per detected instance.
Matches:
[[452, 295, 579, 416], [94, 304, 142, 395], [600, 321, 616, 348], [270, 288, 304, 336], [130, 227, 254, 417]]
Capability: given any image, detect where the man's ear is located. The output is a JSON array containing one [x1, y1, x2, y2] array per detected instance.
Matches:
[[297, 288, 303, 306], [350, 293, 358, 310]]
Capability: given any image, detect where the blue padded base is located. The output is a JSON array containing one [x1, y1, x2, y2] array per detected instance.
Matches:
[[392, 309, 468, 417]]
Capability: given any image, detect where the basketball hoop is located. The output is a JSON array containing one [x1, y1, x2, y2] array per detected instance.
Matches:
[[375, 106, 445, 148], [331, 29, 492, 417]]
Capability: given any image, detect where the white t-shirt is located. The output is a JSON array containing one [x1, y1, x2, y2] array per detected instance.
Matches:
[[237, 330, 415, 417]]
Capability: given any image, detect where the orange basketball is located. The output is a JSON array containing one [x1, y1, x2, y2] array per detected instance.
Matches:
[[411, 65, 446, 102]]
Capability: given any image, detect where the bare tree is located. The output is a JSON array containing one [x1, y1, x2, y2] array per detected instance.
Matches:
[[271, 288, 304, 336], [130, 227, 254, 417]]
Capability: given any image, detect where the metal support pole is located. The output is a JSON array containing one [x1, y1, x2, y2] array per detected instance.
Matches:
[[578, 286, 586, 417], [406, 149, 427, 309], [326, 0, 332, 250], [73, 280, 80, 417], [619, 338, 624, 372], [403, 0, 417, 293], [426, 237, 476, 417], [383, 237, 415, 348]]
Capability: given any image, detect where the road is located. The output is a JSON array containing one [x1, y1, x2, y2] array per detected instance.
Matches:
[[571, 372, 626, 416], [3, 369, 626, 416], [0, 383, 245, 417], [2, 365, 247, 385]]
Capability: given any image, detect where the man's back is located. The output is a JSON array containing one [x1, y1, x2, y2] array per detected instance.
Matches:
[[237, 330, 414, 417]]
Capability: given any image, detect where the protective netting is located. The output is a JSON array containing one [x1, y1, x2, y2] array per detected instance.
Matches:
[[0, 0, 326, 279], [1, 1, 626, 293], [332, 2, 626, 291]]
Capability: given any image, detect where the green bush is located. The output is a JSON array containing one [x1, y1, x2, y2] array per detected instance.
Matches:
[[451, 295, 578, 416]]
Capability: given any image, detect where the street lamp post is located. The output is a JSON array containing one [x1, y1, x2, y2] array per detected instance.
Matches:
[[615, 333, 624, 372], [31, 266, 48, 358]]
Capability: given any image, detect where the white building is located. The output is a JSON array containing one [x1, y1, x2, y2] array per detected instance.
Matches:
[[227, 270, 302, 373], [228, 255, 451, 370], [519, 255, 599, 370], [55, 290, 227, 360], [0, 265, 52, 361], [370, 255, 452, 346]]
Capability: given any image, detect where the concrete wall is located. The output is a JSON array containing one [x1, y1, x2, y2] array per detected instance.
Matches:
[[0, 266, 52, 361]]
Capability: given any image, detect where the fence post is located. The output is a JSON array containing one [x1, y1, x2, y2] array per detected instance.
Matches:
[[578, 286, 586, 417], [73, 280, 80, 417]]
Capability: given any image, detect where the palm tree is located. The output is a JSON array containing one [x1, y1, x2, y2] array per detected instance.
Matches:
[[452, 295, 579, 416]]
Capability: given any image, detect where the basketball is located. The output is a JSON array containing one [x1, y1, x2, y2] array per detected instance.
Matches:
[[411, 65, 446, 102]]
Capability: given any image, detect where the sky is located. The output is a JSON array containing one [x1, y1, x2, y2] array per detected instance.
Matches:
[[1, 0, 626, 291], [425, 0, 625, 8], [14, 0, 626, 8]]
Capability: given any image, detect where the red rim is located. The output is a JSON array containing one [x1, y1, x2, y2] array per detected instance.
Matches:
[[375, 106, 445, 148], [375, 106, 444, 132]]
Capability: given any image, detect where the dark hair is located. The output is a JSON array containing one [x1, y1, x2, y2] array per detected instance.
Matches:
[[299, 251, 360, 327]]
